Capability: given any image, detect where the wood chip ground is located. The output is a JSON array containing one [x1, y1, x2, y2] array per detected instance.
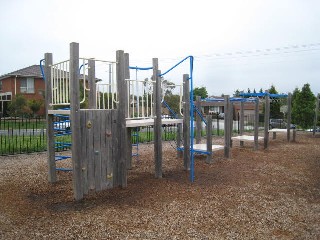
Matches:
[[0, 132, 319, 239]]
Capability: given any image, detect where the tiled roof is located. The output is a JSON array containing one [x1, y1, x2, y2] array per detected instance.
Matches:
[[0, 65, 43, 80]]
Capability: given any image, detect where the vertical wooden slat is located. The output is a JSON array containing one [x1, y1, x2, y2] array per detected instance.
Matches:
[[112, 109, 118, 188], [70, 42, 83, 200], [106, 110, 115, 189], [153, 59, 162, 178], [80, 110, 88, 194], [100, 110, 107, 190], [44, 52, 56, 183], [94, 111, 102, 191], [87, 110, 95, 189], [206, 115, 212, 164], [183, 74, 190, 170], [88, 59, 96, 109], [264, 92, 270, 149]]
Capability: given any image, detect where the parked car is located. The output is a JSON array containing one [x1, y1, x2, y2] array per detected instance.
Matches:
[[269, 119, 295, 129], [218, 113, 225, 119], [53, 120, 71, 133]]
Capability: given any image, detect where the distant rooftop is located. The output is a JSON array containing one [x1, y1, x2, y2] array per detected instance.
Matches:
[[0, 65, 42, 80]]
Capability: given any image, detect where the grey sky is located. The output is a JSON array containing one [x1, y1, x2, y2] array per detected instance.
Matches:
[[1, 0, 319, 96]]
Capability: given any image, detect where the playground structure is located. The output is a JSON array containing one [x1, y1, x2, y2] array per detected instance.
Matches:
[[43, 43, 299, 201], [196, 92, 296, 156], [44, 42, 198, 200]]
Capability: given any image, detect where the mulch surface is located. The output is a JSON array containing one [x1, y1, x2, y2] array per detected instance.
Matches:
[[0, 132, 320, 239]]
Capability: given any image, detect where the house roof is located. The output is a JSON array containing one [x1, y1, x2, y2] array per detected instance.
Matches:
[[0, 65, 42, 80], [0, 64, 101, 82]]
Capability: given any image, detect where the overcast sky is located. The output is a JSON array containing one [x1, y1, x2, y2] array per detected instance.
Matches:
[[1, 0, 319, 96]]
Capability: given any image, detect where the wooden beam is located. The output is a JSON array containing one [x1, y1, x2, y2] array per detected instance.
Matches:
[[44, 52, 56, 183], [70, 42, 83, 200]]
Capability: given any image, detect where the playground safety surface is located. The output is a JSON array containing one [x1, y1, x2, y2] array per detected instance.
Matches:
[[1, 132, 320, 239]]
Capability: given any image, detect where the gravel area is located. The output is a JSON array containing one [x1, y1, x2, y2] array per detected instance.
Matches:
[[0, 132, 320, 239]]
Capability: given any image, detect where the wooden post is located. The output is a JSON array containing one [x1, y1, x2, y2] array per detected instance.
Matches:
[[224, 95, 230, 158], [124, 53, 132, 170], [177, 123, 183, 157], [254, 97, 259, 151], [240, 101, 244, 147], [196, 96, 202, 144], [206, 115, 213, 163], [88, 59, 96, 109], [116, 50, 128, 187], [69, 42, 83, 200], [313, 94, 319, 137], [44, 52, 56, 183], [183, 74, 190, 170], [287, 93, 292, 142], [264, 92, 270, 149], [153, 59, 162, 178]]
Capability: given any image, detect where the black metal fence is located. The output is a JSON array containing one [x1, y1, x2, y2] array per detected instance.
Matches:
[[0, 116, 47, 155]]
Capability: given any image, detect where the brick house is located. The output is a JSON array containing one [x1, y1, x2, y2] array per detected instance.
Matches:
[[0, 65, 45, 116]]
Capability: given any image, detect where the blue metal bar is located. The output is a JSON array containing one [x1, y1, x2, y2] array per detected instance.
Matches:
[[129, 66, 153, 70], [160, 56, 193, 77], [162, 100, 177, 119], [40, 59, 45, 80], [56, 168, 72, 172], [193, 104, 207, 125], [239, 92, 288, 98]]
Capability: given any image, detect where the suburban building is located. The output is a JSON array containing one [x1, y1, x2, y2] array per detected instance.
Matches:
[[0, 65, 45, 116]]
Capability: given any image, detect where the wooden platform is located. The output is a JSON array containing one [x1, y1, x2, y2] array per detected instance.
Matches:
[[179, 144, 224, 154], [126, 118, 183, 127], [231, 135, 264, 142], [269, 128, 291, 133], [48, 110, 183, 128]]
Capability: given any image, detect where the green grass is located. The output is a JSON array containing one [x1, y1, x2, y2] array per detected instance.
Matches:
[[0, 118, 46, 130], [0, 134, 47, 155]]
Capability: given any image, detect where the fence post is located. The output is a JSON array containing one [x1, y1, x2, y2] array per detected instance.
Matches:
[[264, 92, 270, 149], [254, 97, 259, 151], [70, 42, 83, 200], [206, 115, 212, 163], [313, 94, 319, 137], [124, 53, 132, 170], [116, 50, 128, 188], [224, 95, 230, 158], [287, 93, 292, 142], [240, 101, 244, 147], [196, 96, 202, 144], [177, 123, 183, 158], [153, 59, 162, 178], [183, 74, 190, 170], [44, 52, 56, 183]]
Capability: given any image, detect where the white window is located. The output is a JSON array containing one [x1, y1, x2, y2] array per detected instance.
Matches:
[[20, 78, 35, 93], [0, 81, 2, 91]]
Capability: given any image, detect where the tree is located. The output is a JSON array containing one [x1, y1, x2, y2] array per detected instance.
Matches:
[[28, 99, 43, 116], [193, 87, 208, 100], [164, 94, 180, 116], [8, 94, 30, 117], [292, 83, 316, 129], [259, 88, 263, 93], [233, 89, 240, 97], [268, 85, 282, 118]]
